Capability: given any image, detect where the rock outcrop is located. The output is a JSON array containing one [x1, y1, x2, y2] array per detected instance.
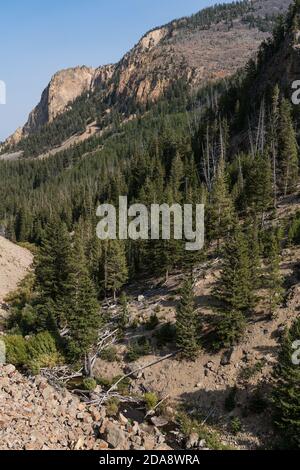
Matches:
[[9, 65, 114, 144]]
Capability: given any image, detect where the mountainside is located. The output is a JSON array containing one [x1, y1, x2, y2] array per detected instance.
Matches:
[[1, 0, 300, 453], [4, 0, 292, 151]]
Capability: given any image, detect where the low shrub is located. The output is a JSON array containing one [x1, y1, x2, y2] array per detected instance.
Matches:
[[230, 417, 242, 435], [106, 397, 120, 417], [99, 346, 118, 363], [3, 331, 61, 373], [145, 313, 159, 331], [144, 392, 159, 411], [3, 335, 28, 366], [83, 378, 97, 391], [177, 411, 233, 450], [155, 323, 176, 347], [125, 337, 152, 362], [239, 360, 266, 381]]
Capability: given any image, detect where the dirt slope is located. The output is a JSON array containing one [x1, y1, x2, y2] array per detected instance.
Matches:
[[0, 236, 33, 317]]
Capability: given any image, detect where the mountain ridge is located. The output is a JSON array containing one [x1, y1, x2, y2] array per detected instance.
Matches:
[[3, 0, 292, 151]]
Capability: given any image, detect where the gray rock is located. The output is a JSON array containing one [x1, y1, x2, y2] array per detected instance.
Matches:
[[150, 416, 169, 428], [221, 349, 234, 366], [104, 422, 126, 449], [186, 432, 199, 449], [199, 439, 206, 448]]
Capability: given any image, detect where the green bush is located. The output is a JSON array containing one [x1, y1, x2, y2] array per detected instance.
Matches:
[[144, 392, 159, 411], [177, 412, 233, 450], [99, 346, 118, 362], [239, 360, 266, 381], [96, 376, 112, 389], [126, 337, 152, 362], [83, 378, 97, 391], [4, 335, 28, 366], [230, 417, 242, 435], [145, 313, 159, 331], [106, 397, 120, 417], [3, 331, 60, 373], [113, 376, 131, 395], [155, 323, 176, 347], [27, 332, 57, 359]]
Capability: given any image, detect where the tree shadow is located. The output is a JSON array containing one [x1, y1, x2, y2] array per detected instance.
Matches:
[[178, 380, 275, 449]]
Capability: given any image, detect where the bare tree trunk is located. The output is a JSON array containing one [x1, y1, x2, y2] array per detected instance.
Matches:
[[84, 353, 94, 378]]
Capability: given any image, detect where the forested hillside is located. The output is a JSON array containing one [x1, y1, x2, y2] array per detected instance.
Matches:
[[1, 0, 300, 451]]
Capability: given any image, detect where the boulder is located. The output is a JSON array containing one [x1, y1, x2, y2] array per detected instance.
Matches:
[[186, 432, 199, 449], [104, 422, 127, 449], [221, 349, 234, 366], [150, 416, 169, 428]]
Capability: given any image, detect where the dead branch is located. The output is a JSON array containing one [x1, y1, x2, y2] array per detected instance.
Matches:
[[101, 351, 181, 405], [145, 395, 169, 419]]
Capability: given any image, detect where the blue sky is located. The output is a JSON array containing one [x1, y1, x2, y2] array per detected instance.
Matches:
[[0, 0, 231, 141]]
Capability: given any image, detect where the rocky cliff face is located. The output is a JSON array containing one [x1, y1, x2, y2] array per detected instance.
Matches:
[[7, 65, 115, 145], [7, 0, 292, 146]]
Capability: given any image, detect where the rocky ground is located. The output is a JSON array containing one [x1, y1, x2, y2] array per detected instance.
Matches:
[[0, 364, 173, 451]]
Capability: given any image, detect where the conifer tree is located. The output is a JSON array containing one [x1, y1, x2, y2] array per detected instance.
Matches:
[[266, 233, 284, 317], [214, 310, 246, 350], [35, 219, 72, 330], [176, 274, 199, 360], [270, 84, 280, 208], [273, 318, 300, 449], [67, 234, 101, 361], [208, 156, 234, 249], [102, 240, 128, 301], [215, 224, 255, 312], [245, 217, 261, 291], [278, 99, 299, 196], [246, 153, 273, 223]]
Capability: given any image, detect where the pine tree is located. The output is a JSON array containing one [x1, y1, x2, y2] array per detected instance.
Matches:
[[176, 274, 199, 360], [214, 310, 246, 350], [278, 99, 299, 196], [67, 234, 101, 361], [245, 217, 261, 291], [246, 153, 273, 223], [102, 240, 128, 301], [208, 156, 234, 249], [215, 224, 255, 312], [270, 84, 280, 208], [273, 318, 300, 449], [265, 233, 284, 317], [35, 219, 72, 330]]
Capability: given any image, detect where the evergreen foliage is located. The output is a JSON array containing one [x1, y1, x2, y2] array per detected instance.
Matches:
[[273, 318, 300, 449], [176, 274, 199, 360]]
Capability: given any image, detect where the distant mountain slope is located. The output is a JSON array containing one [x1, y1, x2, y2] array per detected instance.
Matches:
[[3, 0, 292, 154]]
